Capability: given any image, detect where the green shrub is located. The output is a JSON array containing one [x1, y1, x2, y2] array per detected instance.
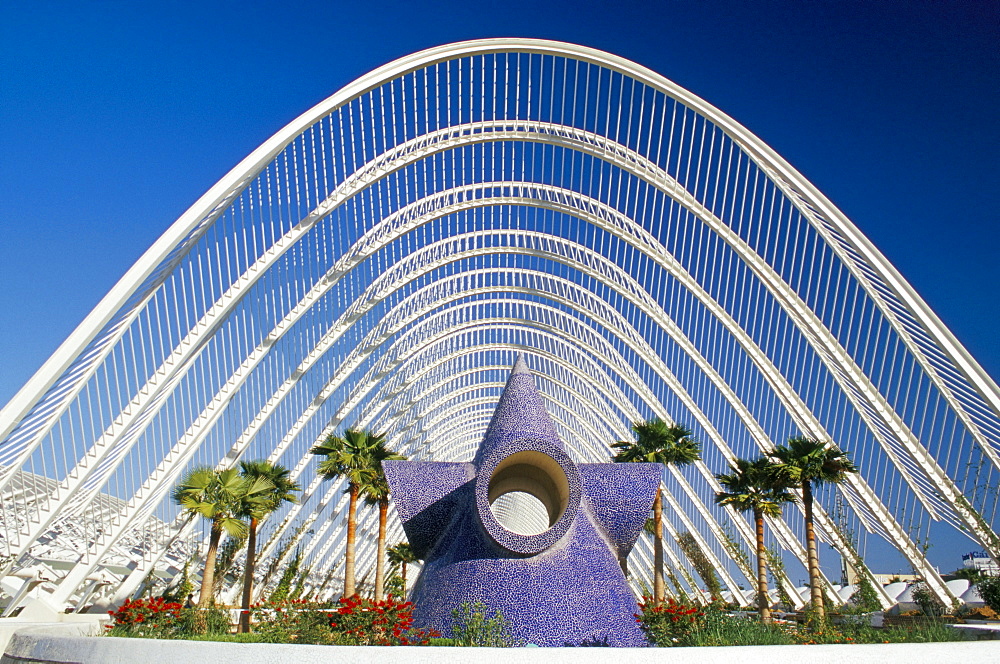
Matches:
[[681, 606, 794, 647], [251, 598, 337, 644], [849, 577, 882, 613], [160, 558, 194, 604], [449, 602, 521, 647], [329, 595, 438, 646], [877, 622, 969, 643], [177, 606, 233, 635], [105, 599, 232, 639], [976, 575, 1000, 613], [637, 600, 968, 648], [105, 597, 184, 638], [251, 595, 438, 646], [911, 583, 945, 617], [385, 571, 406, 598], [635, 596, 705, 646], [677, 532, 723, 600], [269, 548, 302, 602]]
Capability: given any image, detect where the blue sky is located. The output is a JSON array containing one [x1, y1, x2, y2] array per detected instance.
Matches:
[[2, 1, 997, 405], [1, 1, 997, 572], [2, 1, 997, 410]]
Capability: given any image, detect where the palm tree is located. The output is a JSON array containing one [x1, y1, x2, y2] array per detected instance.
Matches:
[[360, 462, 405, 601], [769, 436, 857, 623], [236, 460, 300, 633], [311, 428, 402, 597], [386, 542, 418, 596], [172, 467, 273, 609], [715, 457, 794, 623], [612, 418, 701, 602]]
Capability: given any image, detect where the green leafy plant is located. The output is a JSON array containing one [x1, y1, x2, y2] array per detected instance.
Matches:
[[449, 601, 521, 647], [176, 606, 233, 635], [764, 546, 794, 609], [289, 563, 311, 600], [386, 541, 418, 598], [635, 596, 704, 646], [951, 567, 983, 583], [269, 547, 302, 602], [330, 594, 438, 645], [260, 520, 310, 590], [677, 531, 722, 600], [212, 531, 247, 593], [681, 605, 795, 646], [161, 556, 194, 604], [911, 583, 945, 617], [385, 570, 406, 598], [849, 575, 882, 613], [105, 597, 184, 638], [106, 599, 231, 639], [975, 574, 1000, 612], [251, 598, 337, 644]]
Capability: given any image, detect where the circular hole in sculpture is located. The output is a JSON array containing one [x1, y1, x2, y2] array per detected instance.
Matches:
[[490, 491, 551, 536], [487, 450, 570, 536]]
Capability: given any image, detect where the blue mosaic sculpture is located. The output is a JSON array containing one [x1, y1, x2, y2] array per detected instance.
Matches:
[[383, 356, 661, 646]]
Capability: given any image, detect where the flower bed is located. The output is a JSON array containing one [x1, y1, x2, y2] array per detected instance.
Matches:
[[105, 595, 439, 645], [635, 597, 973, 647]]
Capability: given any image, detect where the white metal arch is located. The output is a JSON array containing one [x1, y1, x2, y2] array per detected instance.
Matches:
[[284, 357, 682, 602], [2, 39, 998, 613], [244, 320, 754, 602], [215, 224, 936, 601], [252, 311, 771, 603], [28, 211, 954, 604]]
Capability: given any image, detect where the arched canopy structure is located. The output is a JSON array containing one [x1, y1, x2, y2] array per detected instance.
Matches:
[[1, 39, 999, 612]]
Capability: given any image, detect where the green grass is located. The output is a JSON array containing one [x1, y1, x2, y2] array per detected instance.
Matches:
[[105, 628, 267, 643], [680, 612, 795, 646], [169, 633, 269, 643]]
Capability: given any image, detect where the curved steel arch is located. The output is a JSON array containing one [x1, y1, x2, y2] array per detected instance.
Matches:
[[288, 356, 692, 603], [32, 220, 952, 604], [246, 320, 757, 602], [223, 228, 936, 601], [2, 38, 998, 612], [239, 312, 786, 607]]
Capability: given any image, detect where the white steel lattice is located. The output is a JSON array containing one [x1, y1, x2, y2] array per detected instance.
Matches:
[[0, 39, 997, 612]]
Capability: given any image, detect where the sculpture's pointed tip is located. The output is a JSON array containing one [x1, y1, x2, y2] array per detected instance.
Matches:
[[511, 353, 530, 375], [473, 351, 564, 464]]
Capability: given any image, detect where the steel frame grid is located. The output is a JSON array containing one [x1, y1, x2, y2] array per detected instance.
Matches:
[[0, 39, 997, 612]]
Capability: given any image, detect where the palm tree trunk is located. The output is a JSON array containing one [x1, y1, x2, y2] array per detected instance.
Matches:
[[802, 480, 825, 623], [344, 483, 359, 598], [653, 487, 664, 602], [401, 561, 407, 597], [754, 507, 771, 624], [199, 520, 223, 608], [374, 500, 388, 601], [238, 516, 258, 633]]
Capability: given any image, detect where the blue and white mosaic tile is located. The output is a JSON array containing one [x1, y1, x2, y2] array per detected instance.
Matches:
[[384, 355, 660, 647]]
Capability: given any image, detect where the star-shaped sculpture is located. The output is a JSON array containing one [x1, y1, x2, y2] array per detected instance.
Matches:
[[384, 356, 659, 646]]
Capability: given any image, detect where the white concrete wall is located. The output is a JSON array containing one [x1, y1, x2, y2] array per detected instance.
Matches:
[[2, 625, 999, 664]]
